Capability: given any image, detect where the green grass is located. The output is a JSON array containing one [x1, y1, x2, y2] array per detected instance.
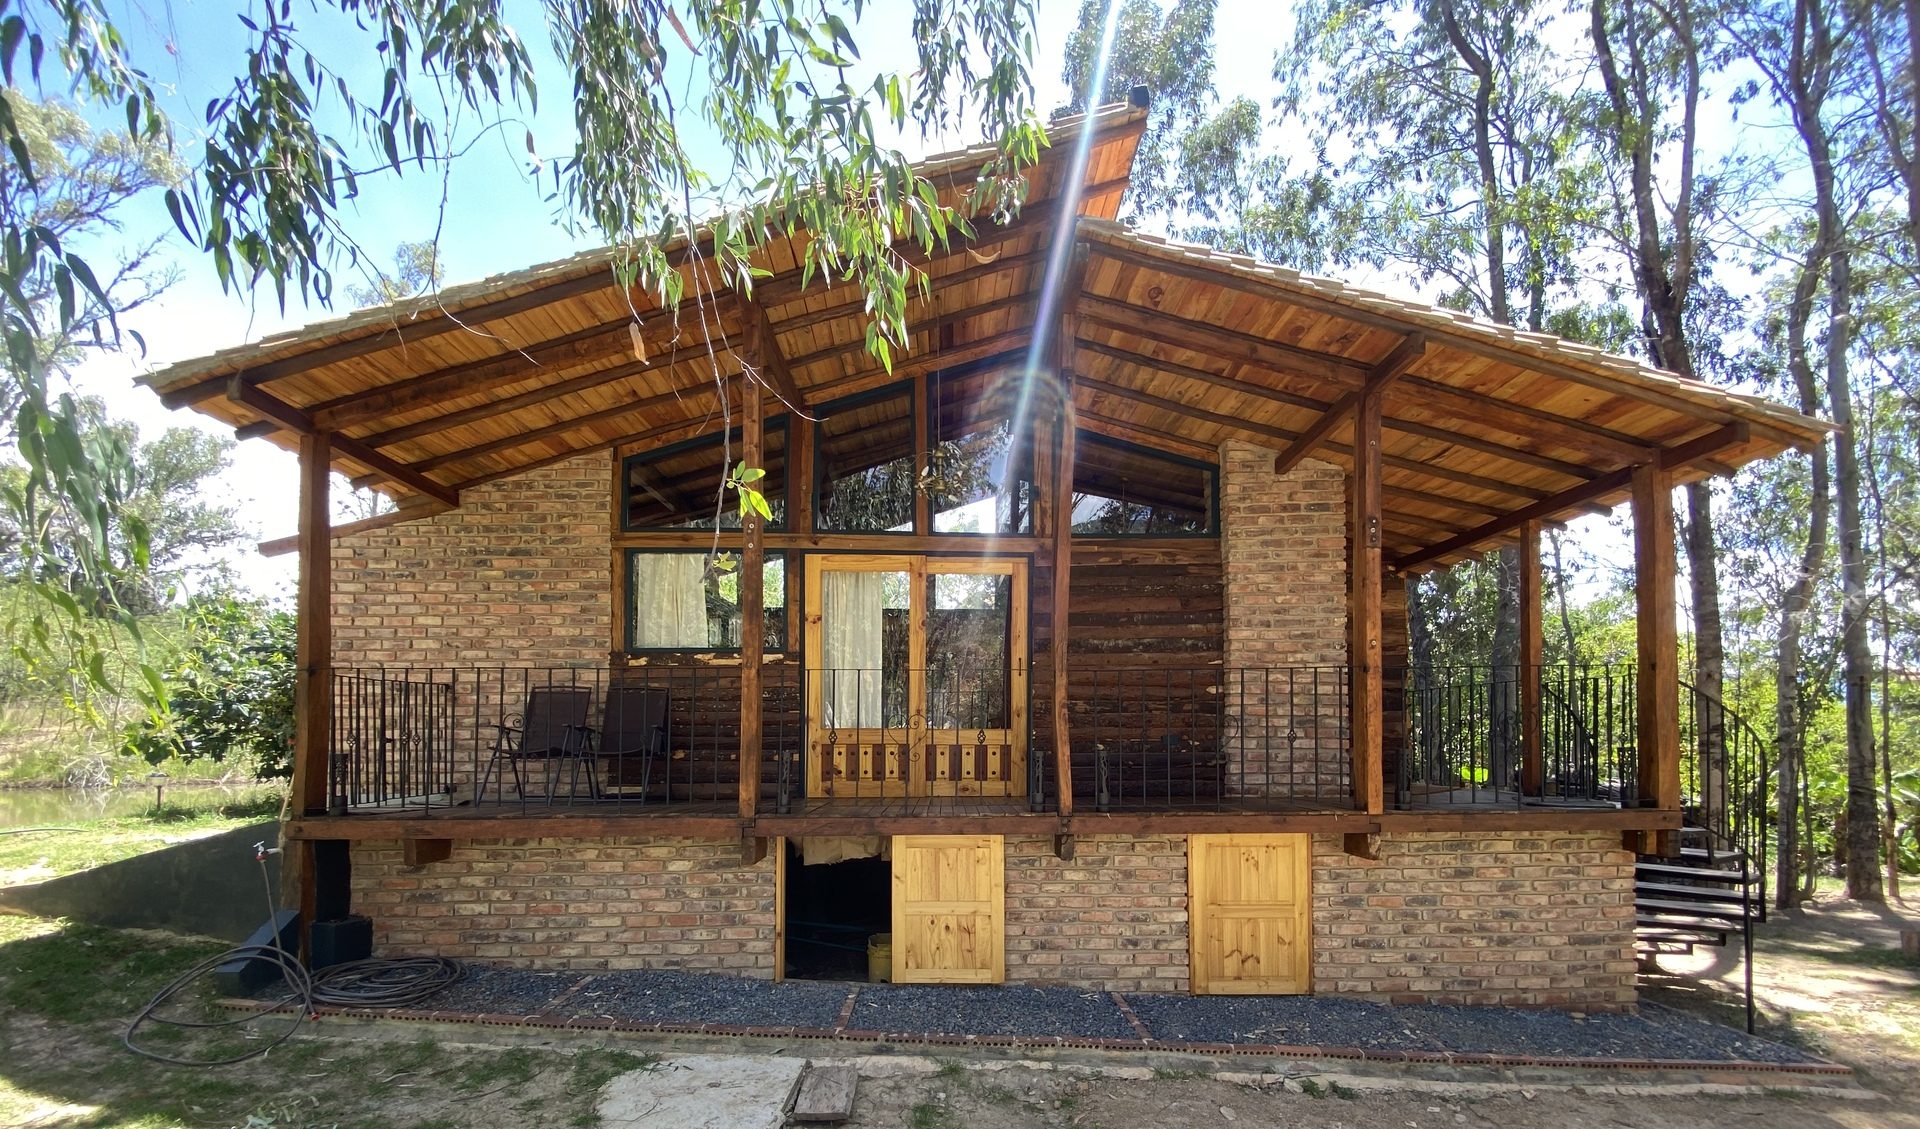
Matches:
[[0, 913, 650, 1129], [908, 1101, 959, 1129], [0, 786, 284, 883]]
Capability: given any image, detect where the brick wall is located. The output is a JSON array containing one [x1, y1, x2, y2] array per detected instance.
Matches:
[[1004, 835, 1189, 993], [1217, 441, 1349, 797], [332, 453, 611, 666], [351, 837, 778, 974], [1311, 831, 1638, 1009]]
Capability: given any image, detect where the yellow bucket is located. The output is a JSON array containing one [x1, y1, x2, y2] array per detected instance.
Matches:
[[867, 933, 892, 983]]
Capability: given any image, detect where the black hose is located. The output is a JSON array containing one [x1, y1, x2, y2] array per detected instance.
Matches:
[[123, 846, 461, 1066]]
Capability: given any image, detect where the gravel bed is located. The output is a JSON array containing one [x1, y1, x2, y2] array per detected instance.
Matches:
[[1127, 994, 1815, 1063], [556, 969, 850, 1029], [400, 967, 581, 1016], [851, 983, 1139, 1041]]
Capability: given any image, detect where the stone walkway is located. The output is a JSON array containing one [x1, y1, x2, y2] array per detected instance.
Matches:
[[286, 966, 1843, 1072]]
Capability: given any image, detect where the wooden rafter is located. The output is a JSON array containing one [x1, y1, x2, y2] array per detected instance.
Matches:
[[228, 380, 458, 507], [769, 246, 1048, 336], [1273, 333, 1426, 475], [786, 291, 1035, 372], [1085, 236, 1817, 449]]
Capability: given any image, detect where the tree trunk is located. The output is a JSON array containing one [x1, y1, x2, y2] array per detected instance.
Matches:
[[1774, 240, 1830, 912]]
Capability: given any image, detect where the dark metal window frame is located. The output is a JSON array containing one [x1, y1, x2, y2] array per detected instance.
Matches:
[[619, 416, 791, 533], [812, 379, 918, 536], [1070, 430, 1221, 538], [623, 547, 789, 655]]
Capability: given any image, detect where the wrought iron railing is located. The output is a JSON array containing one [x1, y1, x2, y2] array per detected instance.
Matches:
[[325, 665, 799, 815], [1396, 664, 1638, 809], [1073, 666, 1352, 811], [1680, 680, 1771, 910]]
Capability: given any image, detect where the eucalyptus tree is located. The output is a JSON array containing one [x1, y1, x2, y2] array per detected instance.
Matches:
[[1270, 0, 1607, 777], [0, 0, 1049, 719], [1723, 0, 1885, 899]]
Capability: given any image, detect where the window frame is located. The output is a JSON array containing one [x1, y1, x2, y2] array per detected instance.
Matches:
[[811, 380, 920, 536], [1068, 430, 1220, 538], [923, 373, 1037, 537], [622, 547, 789, 655], [618, 416, 791, 533]]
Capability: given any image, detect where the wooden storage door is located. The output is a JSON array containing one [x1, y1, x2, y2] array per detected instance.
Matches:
[[1188, 834, 1312, 994], [890, 835, 1005, 984]]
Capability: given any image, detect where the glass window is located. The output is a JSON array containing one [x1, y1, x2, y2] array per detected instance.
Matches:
[[1070, 433, 1216, 535], [815, 385, 917, 533], [926, 571, 1012, 729], [626, 551, 786, 651], [622, 420, 788, 531], [926, 372, 1035, 534]]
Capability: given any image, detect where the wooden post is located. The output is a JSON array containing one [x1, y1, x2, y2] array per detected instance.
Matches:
[[293, 431, 332, 818], [1349, 386, 1385, 815], [287, 431, 332, 941], [1633, 462, 1680, 856], [1519, 518, 1544, 797], [739, 346, 767, 827], [1051, 399, 1077, 820]]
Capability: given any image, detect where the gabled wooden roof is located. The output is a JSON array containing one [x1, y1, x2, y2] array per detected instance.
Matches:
[[141, 100, 1825, 571]]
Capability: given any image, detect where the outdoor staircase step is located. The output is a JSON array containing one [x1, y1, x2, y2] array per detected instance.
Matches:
[[1634, 860, 1753, 883], [1633, 880, 1754, 905]]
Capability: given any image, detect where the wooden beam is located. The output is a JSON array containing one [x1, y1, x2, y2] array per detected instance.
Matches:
[[229, 380, 459, 508], [292, 430, 333, 820], [739, 339, 767, 825], [1633, 462, 1681, 856], [408, 374, 742, 474], [357, 350, 692, 451], [1390, 377, 1656, 463], [158, 268, 630, 409], [1658, 422, 1751, 471], [1519, 518, 1544, 797], [1350, 381, 1386, 816], [258, 499, 451, 557], [1390, 468, 1635, 572], [1051, 400, 1077, 820], [1079, 294, 1367, 387], [1076, 341, 1557, 503], [786, 292, 1035, 373], [770, 246, 1048, 336], [1085, 238, 1805, 443], [738, 292, 808, 411], [1274, 334, 1425, 474]]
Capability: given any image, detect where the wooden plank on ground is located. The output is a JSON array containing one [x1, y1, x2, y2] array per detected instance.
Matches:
[[790, 1064, 859, 1123]]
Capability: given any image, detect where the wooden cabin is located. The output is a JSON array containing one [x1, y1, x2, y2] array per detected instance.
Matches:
[[141, 101, 1823, 1008]]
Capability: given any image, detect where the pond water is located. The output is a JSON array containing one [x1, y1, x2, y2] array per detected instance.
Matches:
[[0, 785, 266, 829]]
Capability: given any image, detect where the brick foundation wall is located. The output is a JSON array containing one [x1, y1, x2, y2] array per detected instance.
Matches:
[[1217, 441, 1349, 797], [1311, 831, 1638, 1009], [332, 453, 611, 666], [350, 837, 778, 975], [1004, 835, 1189, 993]]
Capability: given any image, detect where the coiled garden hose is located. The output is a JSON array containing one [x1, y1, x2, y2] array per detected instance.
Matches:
[[123, 842, 461, 1066]]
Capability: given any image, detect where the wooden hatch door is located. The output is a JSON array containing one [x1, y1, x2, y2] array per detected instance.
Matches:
[[890, 835, 1005, 984], [1189, 834, 1312, 995]]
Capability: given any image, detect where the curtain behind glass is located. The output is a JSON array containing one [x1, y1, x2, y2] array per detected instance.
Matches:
[[822, 570, 885, 728], [630, 553, 709, 648]]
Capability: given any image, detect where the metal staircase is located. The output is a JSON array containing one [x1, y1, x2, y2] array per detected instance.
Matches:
[[1634, 684, 1772, 1032]]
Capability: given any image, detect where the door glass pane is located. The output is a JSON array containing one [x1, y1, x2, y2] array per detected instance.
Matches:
[[926, 572, 1011, 729], [820, 569, 912, 729]]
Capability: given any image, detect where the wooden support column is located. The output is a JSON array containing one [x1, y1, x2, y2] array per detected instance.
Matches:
[[1632, 463, 1680, 857], [1051, 400, 1077, 820], [287, 431, 333, 942], [1519, 518, 1544, 796], [739, 341, 767, 827], [1349, 385, 1386, 815]]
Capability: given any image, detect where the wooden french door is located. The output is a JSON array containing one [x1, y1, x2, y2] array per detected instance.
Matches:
[[803, 554, 1028, 799]]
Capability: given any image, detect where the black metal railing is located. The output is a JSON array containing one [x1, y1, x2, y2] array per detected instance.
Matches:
[[1074, 666, 1352, 811], [1397, 663, 1637, 809], [1681, 680, 1771, 907], [325, 665, 799, 815]]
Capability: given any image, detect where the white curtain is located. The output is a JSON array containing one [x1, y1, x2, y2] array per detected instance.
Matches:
[[631, 553, 709, 648], [822, 570, 885, 728]]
